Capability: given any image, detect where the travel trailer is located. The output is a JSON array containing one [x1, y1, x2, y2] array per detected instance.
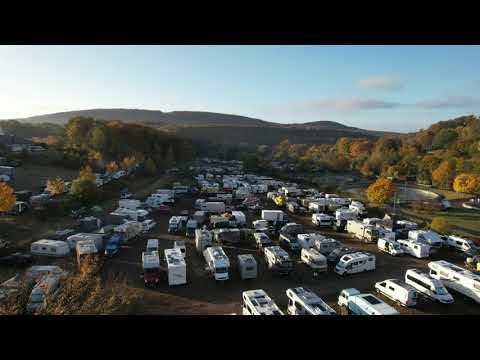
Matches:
[[253, 232, 272, 249], [301, 248, 327, 272], [286, 287, 336, 315], [397, 239, 430, 258], [75, 240, 98, 267], [297, 233, 325, 250], [338, 288, 399, 315], [335, 252, 375, 276], [408, 230, 443, 250], [346, 220, 379, 243], [203, 246, 230, 281], [165, 248, 187, 286], [30, 240, 70, 257], [428, 260, 480, 304], [313, 238, 342, 256], [26, 273, 62, 314], [142, 251, 160, 286], [242, 289, 284, 315], [375, 279, 418, 307], [237, 254, 257, 280], [377, 238, 404, 256], [264, 246, 294, 275], [312, 213, 333, 228], [405, 269, 454, 304], [195, 229, 213, 254]]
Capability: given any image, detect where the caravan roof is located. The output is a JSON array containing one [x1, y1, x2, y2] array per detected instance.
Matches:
[[238, 254, 256, 265], [142, 251, 160, 269], [429, 260, 480, 282], [206, 246, 230, 268], [243, 289, 283, 315], [287, 287, 335, 315], [165, 248, 186, 268]]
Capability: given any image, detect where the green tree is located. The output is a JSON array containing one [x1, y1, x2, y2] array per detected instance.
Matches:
[[89, 126, 107, 153], [69, 178, 98, 204], [432, 128, 458, 150]]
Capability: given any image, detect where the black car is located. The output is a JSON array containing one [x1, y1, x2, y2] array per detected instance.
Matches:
[[0, 253, 34, 267]]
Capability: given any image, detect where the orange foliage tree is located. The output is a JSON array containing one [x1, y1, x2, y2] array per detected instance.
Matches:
[[367, 177, 396, 205], [79, 165, 96, 183], [0, 182, 16, 212], [453, 173, 480, 194], [432, 160, 456, 190], [350, 139, 372, 158], [46, 176, 65, 195], [105, 161, 119, 175]]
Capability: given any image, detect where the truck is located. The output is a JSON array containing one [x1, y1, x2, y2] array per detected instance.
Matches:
[[142, 251, 161, 286], [263, 246, 294, 275], [203, 246, 230, 281], [346, 220, 379, 243], [195, 229, 213, 253], [279, 223, 303, 252], [337, 288, 399, 315]]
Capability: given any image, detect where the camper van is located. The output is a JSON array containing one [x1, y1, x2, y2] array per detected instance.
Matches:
[[446, 235, 479, 256], [313, 238, 342, 256], [203, 246, 230, 281], [428, 260, 480, 304], [378, 238, 404, 256], [338, 288, 399, 315], [146, 239, 159, 253], [301, 248, 327, 272], [312, 213, 333, 228], [237, 254, 257, 280], [142, 251, 161, 286], [405, 269, 454, 304], [253, 232, 272, 249], [346, 220, 379, 243], [264, 246, 294, 275], [195, 229, 213, 254], [375, 279, 418, 307], [286, 287, 336, 315], [334, 252, 375, 276], [30, 240, 70, 257], [165, 248, 187, 286], [297, 233, 325, 250], [397, 239, 430, 258], [242, 289, 283, 315]]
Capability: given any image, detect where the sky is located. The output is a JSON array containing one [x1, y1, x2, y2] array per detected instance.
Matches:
[[1, 45, 479, 132]]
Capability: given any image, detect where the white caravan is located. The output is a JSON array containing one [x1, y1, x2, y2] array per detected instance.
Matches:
[[261, 210, 287, 224], [253, 232, 272, 249], [346, 220, 379, 243], [242, 289, 283, 315], [286, 287, 336, 315], [408, 230, 444, 250], [66, 233, 105, 251], [30, 240, 70, 257], [165, 248, 187, 286], [428, 260, 480, 304], [263, 246, 294, 275], [335, 252, 376, 276], [397, 239, 430, 259], [237, 254, 257, 280], [301, 248, 327, 272], [378, 238, 404, 256], [195, 229, 212, 254], [405, 268, 454, 304], [375, 279, 418, 307], [312, 213, 333, 227], [203, 246, 230, 281], [446, 235, 479, 256], [146, 239, 159, 253], [297, 233, 325, 250], [313, 238, 341, 255]]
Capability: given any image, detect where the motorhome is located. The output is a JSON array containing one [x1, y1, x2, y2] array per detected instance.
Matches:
[[253, 232, 272, 249], [397, 239, 430, 258], [168, 216, 183, 234], [165, 248, 187, 286], [30, 240, 70, 257], [195, 229, 213, 254], [375, 279, 418, 307], [346, 220, 379, 243], [142, 251, 161, 286], [203, 246, 230, 281], [446, 235, 479, 256], [334, 252, 375, 276], [297, 233, 325, 250], [313, 238, 342, 256], [408, 230, 444, 250], [263, 246, 294, 275], [428, 260, 480, 304], [185, 219, 198, 238], [338, 288, 399, 315], [405, 268, 454, 304], [301, 248, 327, 272], [333, 208, 357, 232], [377, 238, 404, 256], [286, 287, 336, 315], [308, 199, 328, 213], [312, 213, 333, 228], [146, 239, 159, 253], [113, 207, 149, 222], [237, 254, 257, 280], [174, 240, 186, 257], [279, 224, 302, 252], [242, 289, 284, 315], [349, 201, 367, 218]]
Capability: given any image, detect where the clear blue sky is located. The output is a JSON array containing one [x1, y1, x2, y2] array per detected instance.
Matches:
[[1, 45, 479, 132]]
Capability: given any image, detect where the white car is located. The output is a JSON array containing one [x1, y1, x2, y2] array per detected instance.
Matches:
[[142, 219, 157, 233]]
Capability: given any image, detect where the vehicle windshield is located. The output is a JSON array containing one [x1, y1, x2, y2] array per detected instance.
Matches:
[[435, 286, 449, 295], [216, 267, 228, 274], [144, 268, 159, 275]]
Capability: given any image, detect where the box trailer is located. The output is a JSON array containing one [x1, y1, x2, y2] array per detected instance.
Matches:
[[237, 254, 257, 280], [165, 248, 187, 286]]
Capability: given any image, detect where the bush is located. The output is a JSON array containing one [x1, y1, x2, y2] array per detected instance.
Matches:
[[431, 216, 451, 233]]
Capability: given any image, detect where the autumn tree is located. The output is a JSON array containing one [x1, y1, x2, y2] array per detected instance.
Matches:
[[350, 139, 372, 158], [121, 156, 137, 172], [105, 161, 119, 175], [432, 128, 459, 150], [430, 217, 451, 234], [453, 173, 480, 195], [46, 176, 65, 196], [0, 182, 16, 212], [69, 178, 98, 203], [432, 159, 456, 190], [367, 177, 396, 205], [79, 165, 96, 183], [415, 131, 434, 151]]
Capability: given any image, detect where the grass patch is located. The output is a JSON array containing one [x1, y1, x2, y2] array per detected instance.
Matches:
[[428, 188, 473, 201], [402, 207, 480, 233]]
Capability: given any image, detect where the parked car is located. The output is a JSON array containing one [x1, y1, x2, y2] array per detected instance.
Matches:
[[0, 253, 34, 267]]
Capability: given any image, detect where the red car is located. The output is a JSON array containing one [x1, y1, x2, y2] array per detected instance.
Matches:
[[154, 204, 170, 214]]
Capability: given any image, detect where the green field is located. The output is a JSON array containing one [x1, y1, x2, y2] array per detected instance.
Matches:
[[428, 188, 473, 201]]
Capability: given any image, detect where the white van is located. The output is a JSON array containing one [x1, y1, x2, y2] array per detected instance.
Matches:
[[146, 239, 159, 253], [30, 240, 70, 257], [378, 238, 404, 256], [397, 239, 430, 258], [405, 269, 454, 304], [375, 279, 418, 307], [334, 252, 375, 276]]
